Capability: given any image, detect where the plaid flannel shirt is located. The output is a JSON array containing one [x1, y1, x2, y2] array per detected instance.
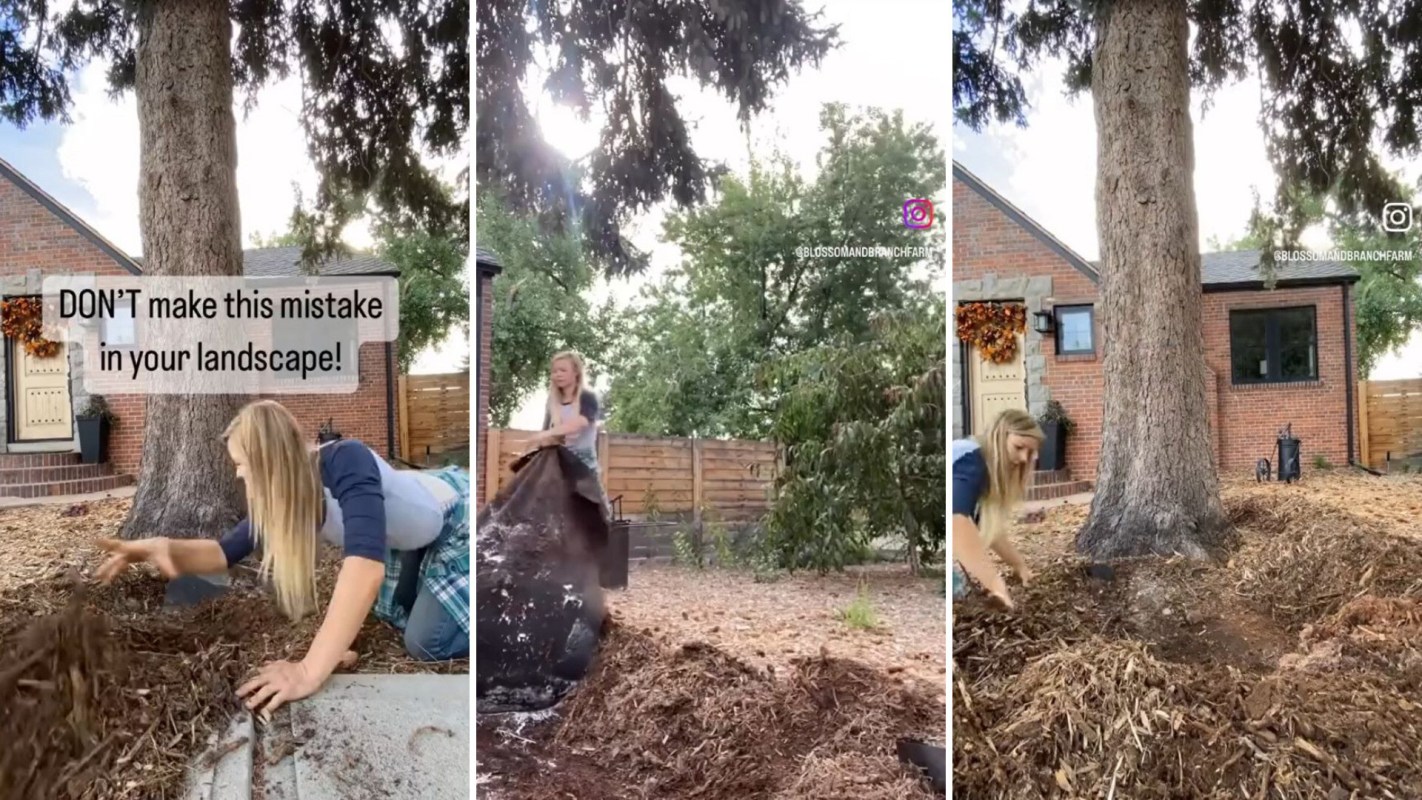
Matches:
[[373, 465, 470, 633]]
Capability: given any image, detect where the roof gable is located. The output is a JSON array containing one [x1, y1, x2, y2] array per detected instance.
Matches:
[[953, 161, 1101, 285], [0, 157, 142, 275]]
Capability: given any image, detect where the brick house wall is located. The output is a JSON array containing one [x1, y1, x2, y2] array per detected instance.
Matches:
[[953, 170, 1358, 479], [475, 257, 498, 505], [0, 163, 397, 477], [103, 343, 396, 476]]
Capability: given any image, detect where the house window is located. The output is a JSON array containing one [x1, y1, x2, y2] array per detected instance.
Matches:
[[1054, 305, 1094, 355], [101, 295, 137, 347], [270, 315, 359, 383], [1229, 306, 1318, 384]]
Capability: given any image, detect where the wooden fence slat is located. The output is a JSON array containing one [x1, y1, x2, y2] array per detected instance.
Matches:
[[1360, 379, 1422, 468], [398, 370, 470, 464], [489, 428, 778, 518]]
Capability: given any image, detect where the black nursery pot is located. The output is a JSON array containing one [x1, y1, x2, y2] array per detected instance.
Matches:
[[77, 416, 110, 465], [1039, 420, 1067, 471]]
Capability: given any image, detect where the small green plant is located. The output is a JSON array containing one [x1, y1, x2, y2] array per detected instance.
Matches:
[[1312, 454, 1334, 470], [837, 581, 879, 631], [78, 395, 118, 425], [643, 487, 663, 522], [672, 524, 704, 569], [1038, 399, 1075, 436]]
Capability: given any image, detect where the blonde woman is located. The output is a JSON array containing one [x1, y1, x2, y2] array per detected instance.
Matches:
[[529, 350, 602, 473], [94, 400, 470, 718], [952, 408, 1044, 609]]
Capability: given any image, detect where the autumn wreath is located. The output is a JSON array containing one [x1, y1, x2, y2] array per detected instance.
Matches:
[[955, 302, 1027, 364], [1, 297, 62, 359]]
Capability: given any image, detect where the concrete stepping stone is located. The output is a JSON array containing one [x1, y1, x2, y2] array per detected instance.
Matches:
[[262, 674, 469, 800], [184, 712, 255, 800]]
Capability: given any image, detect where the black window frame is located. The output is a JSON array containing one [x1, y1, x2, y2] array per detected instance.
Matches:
[[1053, 304, 1095, 356], [1228, 305, 1319, 385]]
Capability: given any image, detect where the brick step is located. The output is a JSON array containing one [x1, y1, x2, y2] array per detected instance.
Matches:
[[0, 474, 134, 499], [0, 463, 113, 485], [1034, 468, 1072, 484], [1027, 480, 1092, 502], [0, 452, 81, 468]]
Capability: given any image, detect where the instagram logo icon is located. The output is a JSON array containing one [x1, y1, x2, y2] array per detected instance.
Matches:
[[903, 198, 934, 229]]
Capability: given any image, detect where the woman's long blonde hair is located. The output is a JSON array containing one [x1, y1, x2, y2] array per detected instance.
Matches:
[[545, 350, 586, 429], [224, 400, 323, 620], [975, 408, 1045, 546]]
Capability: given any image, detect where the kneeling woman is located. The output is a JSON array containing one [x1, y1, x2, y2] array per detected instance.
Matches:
[[96, 400, 469, 717]]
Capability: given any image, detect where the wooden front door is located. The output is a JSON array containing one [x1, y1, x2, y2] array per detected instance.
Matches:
[[10, 339, 72, 441], [969, 332, 1027, 436]]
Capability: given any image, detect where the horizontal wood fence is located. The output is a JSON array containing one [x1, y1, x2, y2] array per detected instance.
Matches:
[[1359, 378, 1422, 469], [398, 372, 469, 463], [485, 428, 780, 519]]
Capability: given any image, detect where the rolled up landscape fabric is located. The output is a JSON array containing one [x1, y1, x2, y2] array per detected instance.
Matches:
[[475, 446, 610, 713]]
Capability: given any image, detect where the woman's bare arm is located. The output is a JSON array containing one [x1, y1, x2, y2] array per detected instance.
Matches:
[[302, 557, 384, 680], [953, 515, 1011, 605], [168, 539, 229, 575]]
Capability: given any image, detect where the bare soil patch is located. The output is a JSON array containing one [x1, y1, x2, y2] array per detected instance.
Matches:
[[955, 475, 1422, 799], [0, 499, 463, 799], [607, 562, 946, 697]]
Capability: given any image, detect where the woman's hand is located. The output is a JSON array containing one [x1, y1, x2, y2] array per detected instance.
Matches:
[[983, 573, 1015, 610], [237, 660, 325, 721], [1014, 564, 1035, 587], [95, 538, 177, 583]]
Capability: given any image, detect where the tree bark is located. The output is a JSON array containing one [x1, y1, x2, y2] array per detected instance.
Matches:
[[1075, 0, 1234, 560], [120, 0, 248, 540]]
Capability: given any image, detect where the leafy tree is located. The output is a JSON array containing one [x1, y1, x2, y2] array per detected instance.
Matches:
[[475, 0, 838, 274], [476, 192, 617, 426], [764, 302, 945, 573], [377, 222, 469, 373], [0, 0, 466, 539], [955, 0, 1422, 560], [607, 105, 944, 438], [250, 230, 304, 248]]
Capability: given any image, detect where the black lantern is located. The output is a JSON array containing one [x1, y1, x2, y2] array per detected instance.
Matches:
[[1032, 308, 1054, 334]]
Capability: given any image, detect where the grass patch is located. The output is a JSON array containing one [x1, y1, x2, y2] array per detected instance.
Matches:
[[837, 582, 879, 631]]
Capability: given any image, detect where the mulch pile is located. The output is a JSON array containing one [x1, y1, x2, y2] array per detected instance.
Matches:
[[954, 490, 1422, 799], [0, 557, 463, 800], [479, 622, 945, 799]]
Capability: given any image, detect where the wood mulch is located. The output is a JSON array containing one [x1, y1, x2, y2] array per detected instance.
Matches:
[[956, 472, 1422, 799], [0, 497, 464, 799]]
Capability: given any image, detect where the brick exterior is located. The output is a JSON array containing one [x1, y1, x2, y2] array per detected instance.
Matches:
[[0, 164, 396, 480], [953, 173, 1359, 479], [475, 269, 494, 505]]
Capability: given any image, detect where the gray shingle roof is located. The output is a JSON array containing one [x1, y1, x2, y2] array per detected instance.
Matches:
[[1087, 250, 1360, 286], [133, 247, 399, 276], [475, 245, 503, 275], [1199, 249, 1358, 286]]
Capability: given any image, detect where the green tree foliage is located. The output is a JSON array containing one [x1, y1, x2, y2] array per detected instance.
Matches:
[[475, 0, 838, 274], [377, 222, 469, 373], [955, 0, 1422, 248], [0, 0, 468, 253], [606, 104, 944, 438], [476, 192, 618, 426], [763, 302, 945, 573]]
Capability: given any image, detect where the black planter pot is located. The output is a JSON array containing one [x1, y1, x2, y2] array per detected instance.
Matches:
[[1039, 420, 1067, 471], [77, 416, 110, 465]]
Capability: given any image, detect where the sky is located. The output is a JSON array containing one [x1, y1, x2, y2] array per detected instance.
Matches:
[[952, 59, 1422, 382], [503, 0, 952, 428], [0, 62, 467, 375]]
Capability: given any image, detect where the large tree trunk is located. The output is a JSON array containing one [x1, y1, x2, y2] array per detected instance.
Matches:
[[120, 0, 247, 540], [1074, 0, 1234, 560]]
